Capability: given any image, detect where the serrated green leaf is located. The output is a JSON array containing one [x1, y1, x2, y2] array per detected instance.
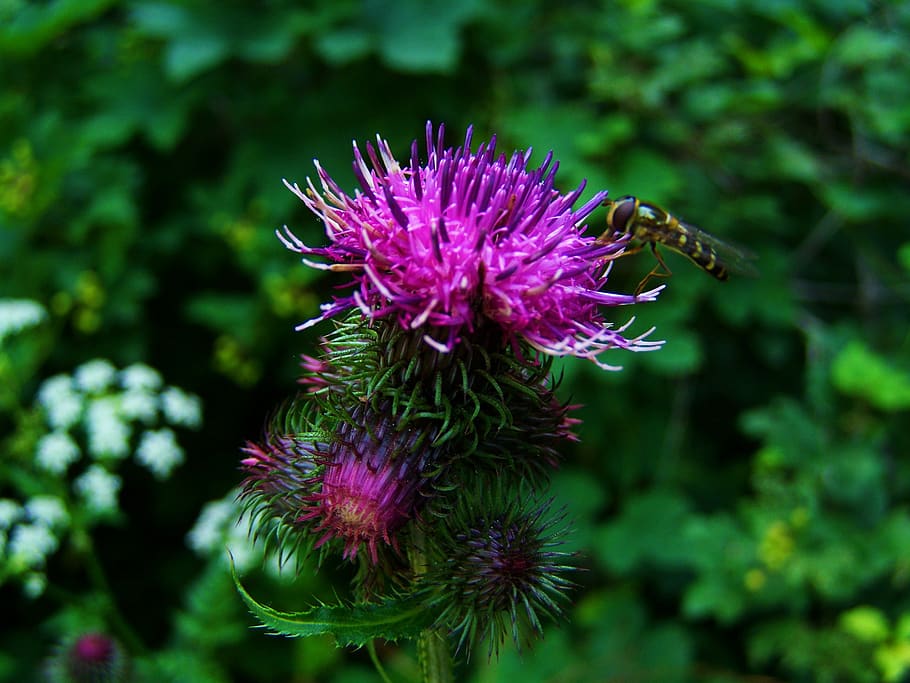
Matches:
[[231, 558, 432, 646]]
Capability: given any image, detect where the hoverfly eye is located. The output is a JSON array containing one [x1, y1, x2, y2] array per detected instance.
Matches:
[[609, 196, 637, 233]]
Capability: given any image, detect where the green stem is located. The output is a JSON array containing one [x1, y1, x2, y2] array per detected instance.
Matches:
[[418, 628, 454, 683], [410, 530, 454, 683], [77, 528, 147, 655], [367, 640, 394, 683]]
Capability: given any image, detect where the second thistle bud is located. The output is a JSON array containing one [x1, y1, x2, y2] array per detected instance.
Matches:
[[425, 486, 579, 657]]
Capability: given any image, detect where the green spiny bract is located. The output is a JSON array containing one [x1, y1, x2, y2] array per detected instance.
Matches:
[[422, 483, 579, 658]]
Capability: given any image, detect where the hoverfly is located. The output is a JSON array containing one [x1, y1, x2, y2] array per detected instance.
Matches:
[[598, 195, 757, 294]]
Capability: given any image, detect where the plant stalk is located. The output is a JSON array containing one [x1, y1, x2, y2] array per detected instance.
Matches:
[[418, 628, 454, 683], [411, 529, 454, 683], [78, 528, 147, 655]]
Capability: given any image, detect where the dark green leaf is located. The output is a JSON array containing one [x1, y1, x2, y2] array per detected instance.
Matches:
[[231, 559, 432, 646]]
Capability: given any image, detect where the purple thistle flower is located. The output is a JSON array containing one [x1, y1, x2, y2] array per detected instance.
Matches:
[[280, 122, 663, 369], [240, 398, 438, 566], [301, 405, 434, 564]]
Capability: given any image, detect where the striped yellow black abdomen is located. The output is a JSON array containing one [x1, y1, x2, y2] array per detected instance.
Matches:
[[669, 222, 729, 281]]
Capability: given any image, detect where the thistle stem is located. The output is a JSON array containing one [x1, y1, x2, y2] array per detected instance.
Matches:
[[418, 628, 454, 683], [78, 527, 148, 655], [410, 529, 454, 683]]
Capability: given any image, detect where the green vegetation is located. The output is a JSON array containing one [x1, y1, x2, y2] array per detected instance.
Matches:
[[1, 1, 908, 681]]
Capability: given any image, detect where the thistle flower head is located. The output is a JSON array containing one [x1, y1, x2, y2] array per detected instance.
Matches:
[[281, 122, 662, 368], [241, 403, 436, 566], [302, 404, 435, 564], [427, 487, 578, 657]]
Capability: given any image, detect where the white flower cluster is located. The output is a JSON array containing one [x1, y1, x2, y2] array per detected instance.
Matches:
[[2, 359, 205, 596], [0, 495, 69, 597], [33, 360, 202, 488], [0, 299, 47, 345], [187, 491, 286, 578]]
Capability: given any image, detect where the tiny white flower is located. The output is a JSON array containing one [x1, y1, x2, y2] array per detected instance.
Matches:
[[86, 398, 131, 459], [45, 393, 83, 430], [37, 375, 83, 430], [135, 428, 184, 479], [187, 498, 235, 555], [25, 496, 69, 529], [35, 431, 81, 474], [38, 375, 74, 404], [74, 359, 117, 393], [0, 299, 47, 344], [120, 390, 158, 423], [120, 363, 163, 392], [74, 465, 122, 514], [9, 523, 58, 566], [188, 492, 262, 570], [161, 387, 202, 428], [0, 499, 23, 528], [22, 572, 47, 598]]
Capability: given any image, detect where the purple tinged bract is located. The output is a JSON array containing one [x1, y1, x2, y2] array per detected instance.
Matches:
[[280, 123, 663, 369]]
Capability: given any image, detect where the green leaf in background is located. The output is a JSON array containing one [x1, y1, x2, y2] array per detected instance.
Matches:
[[898, 243, 910, 273], [594, 489, 694, 573], [0, 0, 116, 56], [314, 28, 373, 65], [576, 589, 693, 683], [137, 650, 232, 683], [840, 606, 891, 644], [550, 467, 609, 553], [373, 0, 481, 73], [131, 3, 307, 81], [831, 340, 910, 411]]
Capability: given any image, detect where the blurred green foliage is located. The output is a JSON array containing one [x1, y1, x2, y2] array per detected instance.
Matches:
[[1, 0, 909, 681]]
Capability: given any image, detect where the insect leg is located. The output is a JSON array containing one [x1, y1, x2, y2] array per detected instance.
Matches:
[[634, 243, 673, 296]]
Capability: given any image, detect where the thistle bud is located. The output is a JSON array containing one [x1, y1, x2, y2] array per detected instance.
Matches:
[[427, 488, 578, 657], [44, 632, 128, 683], [241, 402, 437, 566], [302, 404, 436, 564]]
